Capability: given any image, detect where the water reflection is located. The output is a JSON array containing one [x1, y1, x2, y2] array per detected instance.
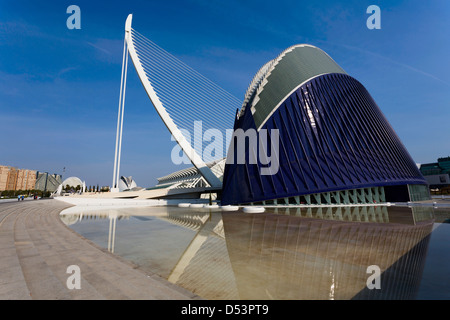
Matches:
[[60, 205, 440, 300]]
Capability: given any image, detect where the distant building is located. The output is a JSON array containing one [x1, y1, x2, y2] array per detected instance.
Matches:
[[118, 176, 143, 191], [420, 157, 450, 189], [0, 165, 37, 191], [34, 172, 62, 192], [16, 169, 37, 190], [61, 176, 84, 189]]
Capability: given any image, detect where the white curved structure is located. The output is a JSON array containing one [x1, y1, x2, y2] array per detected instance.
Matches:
[[54, 176, 86, 196], [113, 14, 240, 189], [156, 158, 226, 190], [61, 176, 84, 188], [118, 176, 138, 191]]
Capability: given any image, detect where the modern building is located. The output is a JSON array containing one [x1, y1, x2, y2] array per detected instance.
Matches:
[[117, 15, 429, 205], [61, 176, 84, 189], [118, 176, 142, 191], [419, 157, 450, 189], [35, 172, 63, 192], [51, 176, 86, 196], [155, 159, 226, 190], [0, 164, 65, 193], [221, 45, 430, 205]]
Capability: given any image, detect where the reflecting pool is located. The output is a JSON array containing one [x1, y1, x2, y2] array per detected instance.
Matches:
[[60, 205, 450, 300]]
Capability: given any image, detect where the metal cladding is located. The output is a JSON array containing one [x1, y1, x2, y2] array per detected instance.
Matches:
[[221, 45, 428, 205]]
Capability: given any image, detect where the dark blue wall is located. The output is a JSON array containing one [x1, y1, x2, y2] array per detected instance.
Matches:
[[221, 73, 427, 205]]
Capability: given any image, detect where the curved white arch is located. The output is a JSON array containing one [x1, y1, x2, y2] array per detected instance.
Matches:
[[124, 14, 221, 188]]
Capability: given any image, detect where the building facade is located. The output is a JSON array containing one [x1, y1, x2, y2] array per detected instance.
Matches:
[[0, 166, 10, 191], [35, 172, 62, 192], [0, 165, 62, 192], [420, 157, 450, 189], [0, 165, 37, 191], [221, 45, 430, 205]]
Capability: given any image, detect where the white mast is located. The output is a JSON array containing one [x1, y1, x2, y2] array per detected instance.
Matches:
[[112, 14, 132, 192]]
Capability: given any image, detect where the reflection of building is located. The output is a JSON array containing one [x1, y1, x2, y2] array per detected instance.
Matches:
[[222, 45, 430, 205], [0, 165, 37, 191], [61, 205, 434, 300], [420, 157, 450, 189], [222, 207, 434, 300], [62, 207, 238, 299]]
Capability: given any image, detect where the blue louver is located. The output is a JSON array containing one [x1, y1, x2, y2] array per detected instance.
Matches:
[[221, 73, 427, 205]]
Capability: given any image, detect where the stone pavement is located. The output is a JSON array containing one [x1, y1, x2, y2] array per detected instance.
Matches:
[[0, 199, 200, 300]]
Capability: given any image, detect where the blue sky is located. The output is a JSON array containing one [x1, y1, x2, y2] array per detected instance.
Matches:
[[0, 0, 449, 188]]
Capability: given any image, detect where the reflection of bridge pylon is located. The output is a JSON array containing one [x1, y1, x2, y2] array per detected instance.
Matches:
[[167, 212, 223, 283], [107, 213, 118, 253]]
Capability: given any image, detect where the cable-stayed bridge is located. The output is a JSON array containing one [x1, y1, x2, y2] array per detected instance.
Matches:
[[112, 14, 241, 192]]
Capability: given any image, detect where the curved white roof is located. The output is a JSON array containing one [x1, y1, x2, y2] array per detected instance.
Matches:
[[61, 176, 83, 187], [240, 44, 346, 129], [118, 176, 138, 191]]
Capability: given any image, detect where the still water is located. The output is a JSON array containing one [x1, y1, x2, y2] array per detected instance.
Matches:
[[60, 204, 450, 300]]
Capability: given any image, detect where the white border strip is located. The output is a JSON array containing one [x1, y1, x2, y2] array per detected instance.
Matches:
[[256, 73, 330, 131]]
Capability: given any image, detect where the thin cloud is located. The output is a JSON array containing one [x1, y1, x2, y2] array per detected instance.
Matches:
[[324, 41, 450, 87], [86, 41, 112, 55], [86, 39, 124, 64], [57, 67, 78, 77]]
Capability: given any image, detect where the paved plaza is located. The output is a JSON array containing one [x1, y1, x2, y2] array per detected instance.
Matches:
[[0, 199, 199, 300]]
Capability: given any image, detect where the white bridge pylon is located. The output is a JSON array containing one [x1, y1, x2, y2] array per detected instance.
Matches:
[[112, 14, 240, 190]]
